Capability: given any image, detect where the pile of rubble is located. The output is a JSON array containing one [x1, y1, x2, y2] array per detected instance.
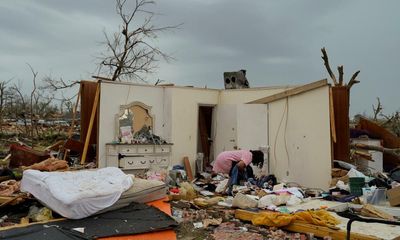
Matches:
[[167, 163, 400, 239]]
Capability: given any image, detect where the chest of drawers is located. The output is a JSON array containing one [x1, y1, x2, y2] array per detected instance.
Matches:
[[105, 144, 172, 171]]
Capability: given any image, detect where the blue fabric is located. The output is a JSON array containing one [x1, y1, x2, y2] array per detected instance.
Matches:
[[227, 164, 253, 195]]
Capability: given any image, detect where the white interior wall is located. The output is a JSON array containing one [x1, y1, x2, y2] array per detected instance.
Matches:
[[219, 87, 293, 104], [169, 88, 220, 170], [268, 85, 331, 190], [98, 82, 171, 168]]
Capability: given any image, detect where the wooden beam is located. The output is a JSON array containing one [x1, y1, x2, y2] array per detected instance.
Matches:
[[247, 79, 328, 104], [235, 209, 379, 240], [329, 87, 337, 143], [283, 221, 378, 240], [81, 84, 100, 165], [0, 218, 66, 231], [183, 156, 194, 181]]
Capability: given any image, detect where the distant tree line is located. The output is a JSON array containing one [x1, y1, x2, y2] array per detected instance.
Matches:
[[0, 65, 76, 143]]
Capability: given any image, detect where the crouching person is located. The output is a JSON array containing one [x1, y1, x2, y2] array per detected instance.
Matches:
[[212, 149, 264, 195]]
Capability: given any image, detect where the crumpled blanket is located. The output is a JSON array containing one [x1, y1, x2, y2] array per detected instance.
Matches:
[[252, 209, 340, 228]]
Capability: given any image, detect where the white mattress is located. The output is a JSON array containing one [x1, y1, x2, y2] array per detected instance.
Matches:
[[98, 177, 167, 213], [21, 167, 133, 219]]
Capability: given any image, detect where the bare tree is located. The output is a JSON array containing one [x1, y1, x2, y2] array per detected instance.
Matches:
[[0, 78, 12, 134], [10, 81, 28, 135], [372, 97, 383, 121], [28, 64, 38, 141], [42, 76, 79, 91], [321, 47, 360, 89], [99, 0, 179, 82]]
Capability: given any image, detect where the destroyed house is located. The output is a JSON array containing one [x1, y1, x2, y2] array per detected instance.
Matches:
[[81, 79, 333, 190]]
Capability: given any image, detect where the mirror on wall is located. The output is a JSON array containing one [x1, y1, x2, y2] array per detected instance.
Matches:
[[116, 101, 154, 143]]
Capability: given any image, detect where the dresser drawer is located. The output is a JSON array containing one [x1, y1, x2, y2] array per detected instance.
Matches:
[[119, 156, 149, 169], [137, 146, 154, 154], [119, 146, 136, 154], [156, 156, 170, 167], [155, 145, 171, 153], [107, 146, 118, 155]]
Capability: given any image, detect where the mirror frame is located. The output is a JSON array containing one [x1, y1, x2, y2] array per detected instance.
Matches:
[[115, 101, 155, 142]]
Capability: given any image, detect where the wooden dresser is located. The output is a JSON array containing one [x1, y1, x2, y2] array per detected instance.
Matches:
[[105, 143, 172, 172]]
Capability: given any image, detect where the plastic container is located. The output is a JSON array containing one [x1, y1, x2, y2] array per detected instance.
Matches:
[[369, 187, 387, 205], [349, 177, 365, 196]]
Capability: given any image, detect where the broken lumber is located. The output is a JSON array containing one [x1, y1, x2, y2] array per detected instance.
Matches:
[[248, 79, 328, 104], [350, 143, 400, 157], [360, 204, 395, 221], [235, 209, 379, 240], [183, 157, 194, 181]]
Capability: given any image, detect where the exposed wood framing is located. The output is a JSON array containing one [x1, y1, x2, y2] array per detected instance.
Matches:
[[247, 79, 328, 104], [81, 84, 100, 165], [329, 87, 337, 143]]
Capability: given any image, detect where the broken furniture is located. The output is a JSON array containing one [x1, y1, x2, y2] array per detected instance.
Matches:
[[9, 144, 49, 168]]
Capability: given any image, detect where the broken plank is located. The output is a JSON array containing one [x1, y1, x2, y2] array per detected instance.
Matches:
[[183, 156, 194, 181], [247, 79, 328, 104], [235, 209, 379, 240], [0, 218, 66, 231], [283, 221, 378, 240]]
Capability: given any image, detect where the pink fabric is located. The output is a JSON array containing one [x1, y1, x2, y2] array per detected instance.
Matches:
[[212, 150, 252, 174]]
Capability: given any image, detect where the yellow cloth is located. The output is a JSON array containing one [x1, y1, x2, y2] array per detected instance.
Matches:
[[252, 212, 296, 227], [251, 210, 340, 228], [295, 210, 340, 227]]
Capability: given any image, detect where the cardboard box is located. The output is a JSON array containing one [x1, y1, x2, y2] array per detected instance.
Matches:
[[387, 186, 400, 207]]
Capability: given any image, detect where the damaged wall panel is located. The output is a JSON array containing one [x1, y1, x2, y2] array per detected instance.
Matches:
[[268, 85, 332, 190]]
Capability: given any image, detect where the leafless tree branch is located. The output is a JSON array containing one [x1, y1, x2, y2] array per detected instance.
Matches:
[[321, 47, 338, 85], [98, 0, 180, 82], [347, 70, 360, 89]]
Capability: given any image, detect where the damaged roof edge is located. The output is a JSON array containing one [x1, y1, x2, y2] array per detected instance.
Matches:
[[247, 79, 329, 104], [81, 79, 317, 92]]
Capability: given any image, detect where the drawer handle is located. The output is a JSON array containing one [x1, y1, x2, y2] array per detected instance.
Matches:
[[161, 149, 164, 152], [127, 161, 134, 165], [140, 160, 146, 164], [119, 154, 145, 160], [145, 149, 148, 152], [126, 149, 130, 152], [149, 160, 155, 163]]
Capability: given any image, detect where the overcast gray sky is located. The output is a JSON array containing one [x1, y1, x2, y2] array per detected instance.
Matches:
[[0, 0, 399, 116]]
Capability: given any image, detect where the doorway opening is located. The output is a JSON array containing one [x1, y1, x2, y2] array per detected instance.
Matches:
[[197, 105, 214, 173]]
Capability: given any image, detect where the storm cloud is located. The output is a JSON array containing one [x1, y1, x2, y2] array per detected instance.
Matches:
[[0, 0, 398, 115]]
